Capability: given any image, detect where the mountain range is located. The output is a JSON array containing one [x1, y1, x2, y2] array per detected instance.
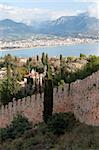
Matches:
[[0, 12, 99, 39]]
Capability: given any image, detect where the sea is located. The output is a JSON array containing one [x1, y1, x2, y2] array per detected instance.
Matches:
[[0, 43, 99, 58]]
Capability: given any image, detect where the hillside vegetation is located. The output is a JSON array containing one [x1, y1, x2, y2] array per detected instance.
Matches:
[[0, 54, 99, 105], [0, 113, 99, 150]]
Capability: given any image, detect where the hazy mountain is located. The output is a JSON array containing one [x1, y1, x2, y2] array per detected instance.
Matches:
[[0, 13, 99, 39], [0, 19, 34, 39], [40, 13, 99, 37]]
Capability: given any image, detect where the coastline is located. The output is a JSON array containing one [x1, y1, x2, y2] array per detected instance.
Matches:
[[0, 40, 98, 52]]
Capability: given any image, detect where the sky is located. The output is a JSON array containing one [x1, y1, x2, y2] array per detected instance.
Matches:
[[0, 0, 99, 24]]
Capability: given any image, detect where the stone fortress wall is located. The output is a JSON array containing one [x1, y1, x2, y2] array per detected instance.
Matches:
[[0, 71, 99, 128]]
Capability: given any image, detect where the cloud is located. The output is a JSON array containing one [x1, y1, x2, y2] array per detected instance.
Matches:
[[74, 0, 99, 18], [0, 3, 80, 24], [0, 4, 49, 23], [87, 1, 99, 18], [0, 2, 98, 25], [74, 0, 98, 2]]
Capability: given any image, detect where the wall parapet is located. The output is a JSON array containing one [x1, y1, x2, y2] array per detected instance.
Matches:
[[0, 71, 99, 128]]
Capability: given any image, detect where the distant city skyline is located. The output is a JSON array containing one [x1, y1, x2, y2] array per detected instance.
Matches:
[[0, 0, 98, 24]]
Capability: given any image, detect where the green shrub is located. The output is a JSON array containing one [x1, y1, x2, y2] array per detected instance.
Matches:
[[11, 138, 23, 150], [37, 122, 48, 135], [23, 137, 39, 149], [47, 113, 76, 135], [9, 114, 32, 138], [2, 144, 13, 150], [80, 53, 86, 58], [0, 128, 8, 143], [0, 114, 33, 142], [23, 129, 37, 139]]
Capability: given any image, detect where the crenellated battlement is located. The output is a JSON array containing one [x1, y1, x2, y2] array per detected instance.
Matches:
[[0, 71, 99, 128]]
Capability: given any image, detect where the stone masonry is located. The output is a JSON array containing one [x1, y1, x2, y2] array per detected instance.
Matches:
[[0, 71, 99, 128]]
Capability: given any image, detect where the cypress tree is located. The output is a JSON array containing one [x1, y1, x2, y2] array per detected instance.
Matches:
[[46, 63, 52, 80], [37, 55, 39, 62], [60, 54, 63, 63], [60, 54, 63, 79], [41, 52, 46, 65], [43, 77, 53, 123], [45, 53, 48, 65]]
